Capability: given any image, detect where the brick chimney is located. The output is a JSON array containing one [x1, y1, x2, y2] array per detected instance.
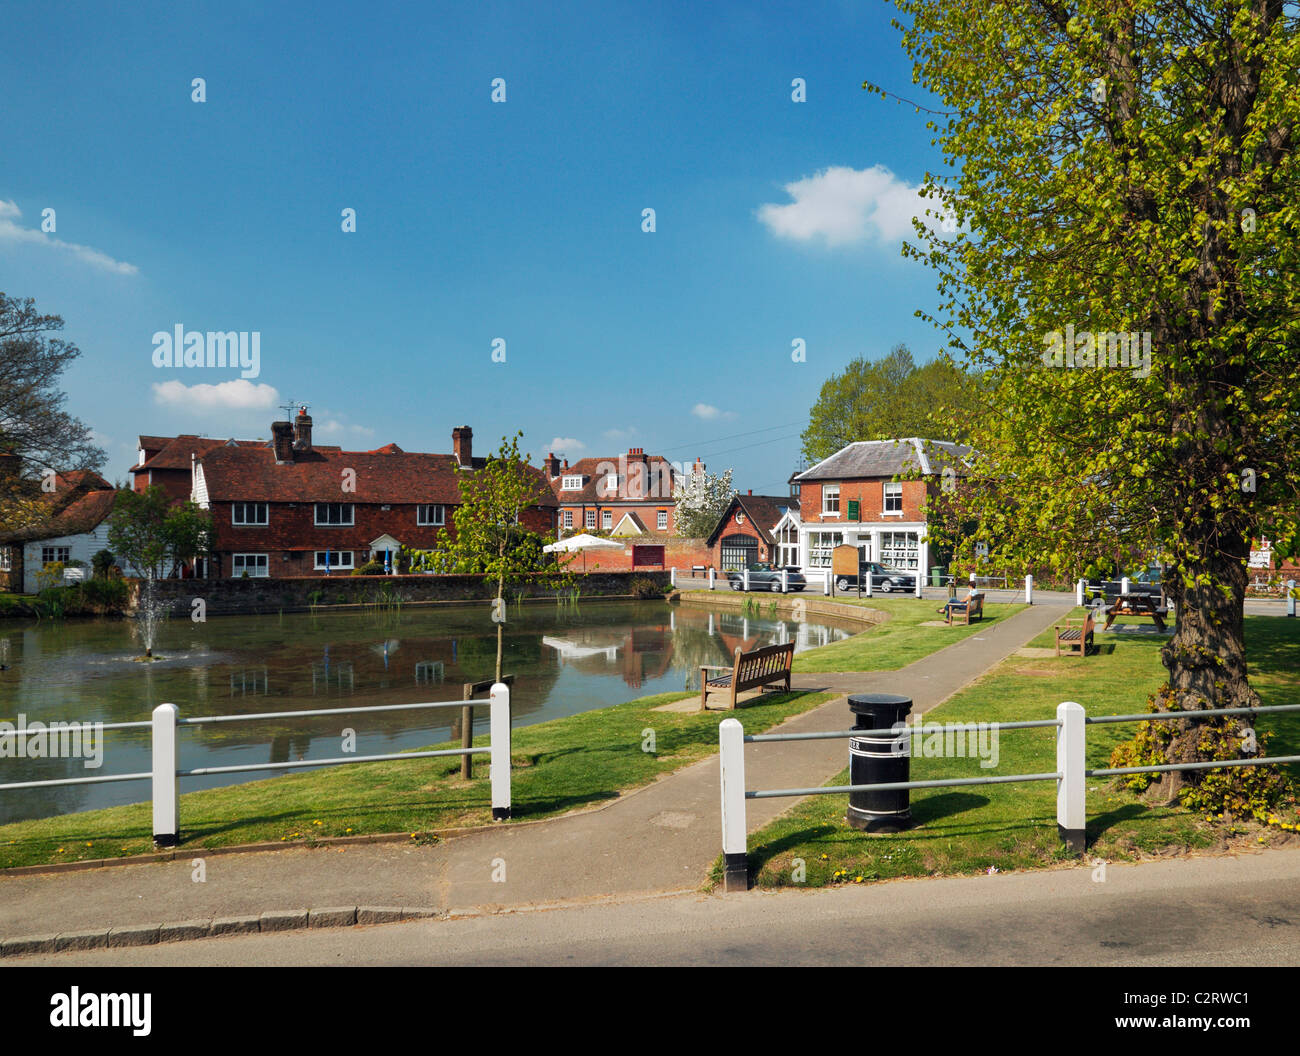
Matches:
[[544, 452, 560, 478], [747, 489, 752, 496], [293, 408, 313, 453], [271, 420, 294, 463], [452, 426, 473, 467]]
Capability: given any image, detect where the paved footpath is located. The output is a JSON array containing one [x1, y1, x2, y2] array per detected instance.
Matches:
[[0, 600, 1070, 951]]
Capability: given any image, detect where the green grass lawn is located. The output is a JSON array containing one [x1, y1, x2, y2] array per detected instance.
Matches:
[[0, 689, 834, 870], [790, 597, 1027, 672], [721, 612, 1300, 890], [0, 594, 1027, 871]]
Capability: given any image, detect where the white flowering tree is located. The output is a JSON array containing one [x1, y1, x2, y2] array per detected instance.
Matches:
[[673, 466, 735, 538]]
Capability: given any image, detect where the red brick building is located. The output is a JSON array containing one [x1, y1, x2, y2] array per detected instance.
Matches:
[[193, 414, 557, 578], [547, 448, 700, 538], [705, 492, 802, 571], [131, 435, 258, 503], [791, 438, 970, 576]]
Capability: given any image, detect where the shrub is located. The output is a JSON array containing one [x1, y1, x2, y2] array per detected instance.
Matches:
[[628, 576, 668, 599], [91, 549, 115, 579], [1109, 684, 1294, 824], [352, 561, 386, 576]]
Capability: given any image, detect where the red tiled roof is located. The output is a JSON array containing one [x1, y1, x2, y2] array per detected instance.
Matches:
[[706, 494, 797, 546], [198, 446, 558, 506], [552, 454, 679, 505]]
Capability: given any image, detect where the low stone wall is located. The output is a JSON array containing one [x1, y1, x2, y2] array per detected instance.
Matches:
[[675, 589, 888, 627], [129, 571, 671, 617]]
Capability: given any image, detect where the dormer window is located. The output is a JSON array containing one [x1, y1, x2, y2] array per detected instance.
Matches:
[[561, 475, 583, 490]]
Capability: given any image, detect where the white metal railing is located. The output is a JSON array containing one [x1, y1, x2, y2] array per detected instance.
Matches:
[[718, 701, 1300, 891], [0, 685, 513, 845]]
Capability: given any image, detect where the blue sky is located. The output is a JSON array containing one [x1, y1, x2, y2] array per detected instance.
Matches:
[[1, 0, 952, 496]]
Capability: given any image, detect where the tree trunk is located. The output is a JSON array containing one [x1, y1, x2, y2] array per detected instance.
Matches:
[[1158, 529, 1259, 801]]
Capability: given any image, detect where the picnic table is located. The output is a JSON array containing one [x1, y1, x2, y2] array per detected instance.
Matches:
[[1104, 593, 1169, 632]]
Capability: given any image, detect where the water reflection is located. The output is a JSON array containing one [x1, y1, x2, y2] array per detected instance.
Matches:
[[0, 601, 855, 823]]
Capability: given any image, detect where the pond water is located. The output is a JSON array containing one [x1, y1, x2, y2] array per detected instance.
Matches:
[[0, 599, 857, 823]]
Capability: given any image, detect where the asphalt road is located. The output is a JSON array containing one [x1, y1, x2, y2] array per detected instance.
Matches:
[[15, 847, 1299, 967]]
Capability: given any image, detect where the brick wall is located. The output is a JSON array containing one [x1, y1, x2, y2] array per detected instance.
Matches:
[[800, 478, 931, 525]]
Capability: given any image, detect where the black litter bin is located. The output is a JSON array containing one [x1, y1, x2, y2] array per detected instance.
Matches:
[[846, 693, 913, 832]]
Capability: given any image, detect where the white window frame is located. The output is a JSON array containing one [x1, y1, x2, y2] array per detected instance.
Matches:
[[232, 502, 269, 526], [602, 509, 613, 530], [416, 504, 445, 526], [41, 546, 72, 566], [232, 553, 269, 578], [563, 510, 574, 529], [657, 510, 668, 531], [0, 547, 10, 572], [585, 509, 596, 529], [314, 550, 354, 571], [808, 531, 843, 568], [879, 531, 920, 570], [883, 482, 903, 515], [822, 485, 840, 516], [314, 503, 354, 526], [561, 475, 583, 491]]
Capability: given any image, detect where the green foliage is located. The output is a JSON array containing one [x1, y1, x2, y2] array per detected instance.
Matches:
[[351, 561, 385, 576], [1109, 685, 1294, 823], [627, 576, 668, 599], [107, 485, 212, 581], [801, 345, 982, 462], [91, 549, 115, 578]]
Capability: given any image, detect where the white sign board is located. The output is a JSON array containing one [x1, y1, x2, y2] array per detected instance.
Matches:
[[62, 567, 86, 582], [1248, 549, 1271, 569]]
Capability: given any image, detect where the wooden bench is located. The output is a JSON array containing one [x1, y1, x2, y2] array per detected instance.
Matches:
[[942, 591, 985, 625], [701, 642, 795, 710], [1055, 610, 1095, 657]]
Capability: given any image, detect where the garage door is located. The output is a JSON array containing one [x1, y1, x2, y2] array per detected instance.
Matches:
[[719, 535, 758, 572]]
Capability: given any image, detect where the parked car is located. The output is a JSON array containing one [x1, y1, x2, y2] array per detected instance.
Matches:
[[725, 563, 807, 593], [1086, 565, 1163, 600], [834, 562, 917, 593]]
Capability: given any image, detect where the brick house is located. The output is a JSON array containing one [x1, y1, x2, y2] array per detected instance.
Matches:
[[548, 449, 699, 539], [790, 438, 970, 577], [705, 492, 802, 571], [193, 413, 557, 578], [131, 434, 258, 503]]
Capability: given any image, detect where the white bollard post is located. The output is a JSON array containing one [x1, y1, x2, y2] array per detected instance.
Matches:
[[1056, 701, 1086, 853], [780, 568, 788, 593], [1076, 578, 1085, 606], [743, 567, 750, 592], [719, 717, 748, 892], [152, 703, 179, 847], [489, 683, 512, 820], [822, 571, 830, 596], [670, 567, 676, 588], [1120, 576, 1130, 596], [914, 568, 922, 599], [863, 568, 872, 597], [1288, 580, 1296, 618], [708, 567, 716, 591], [1025, 574, 1034, 605]]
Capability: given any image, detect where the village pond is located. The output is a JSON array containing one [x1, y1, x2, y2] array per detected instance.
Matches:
[[0, 599, 855, 823]]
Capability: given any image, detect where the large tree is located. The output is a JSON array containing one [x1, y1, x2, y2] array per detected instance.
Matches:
[[0, 293, 105, 535], [889, 0, 1300, 795], [107, 486, 212, 582], [800, 345, 982, 463]]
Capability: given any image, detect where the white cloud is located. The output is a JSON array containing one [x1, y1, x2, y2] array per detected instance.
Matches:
[[547, 436, 586, 456], [603, 427, 637, 441], [692, 403, 737, 421], [756, 165, 953, 247], [152, 379, 279, 412], [0, 199, 139, 275], [316, 419, 376, 439]]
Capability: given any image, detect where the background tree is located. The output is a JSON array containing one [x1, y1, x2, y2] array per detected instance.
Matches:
[[800, 345, 982, 463], [416, 432, 570, 682], [0, 293, 105, 536], [888, 0, 1300, 797], [106, 486, 212, 582], [673, 465, 736, 537]]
